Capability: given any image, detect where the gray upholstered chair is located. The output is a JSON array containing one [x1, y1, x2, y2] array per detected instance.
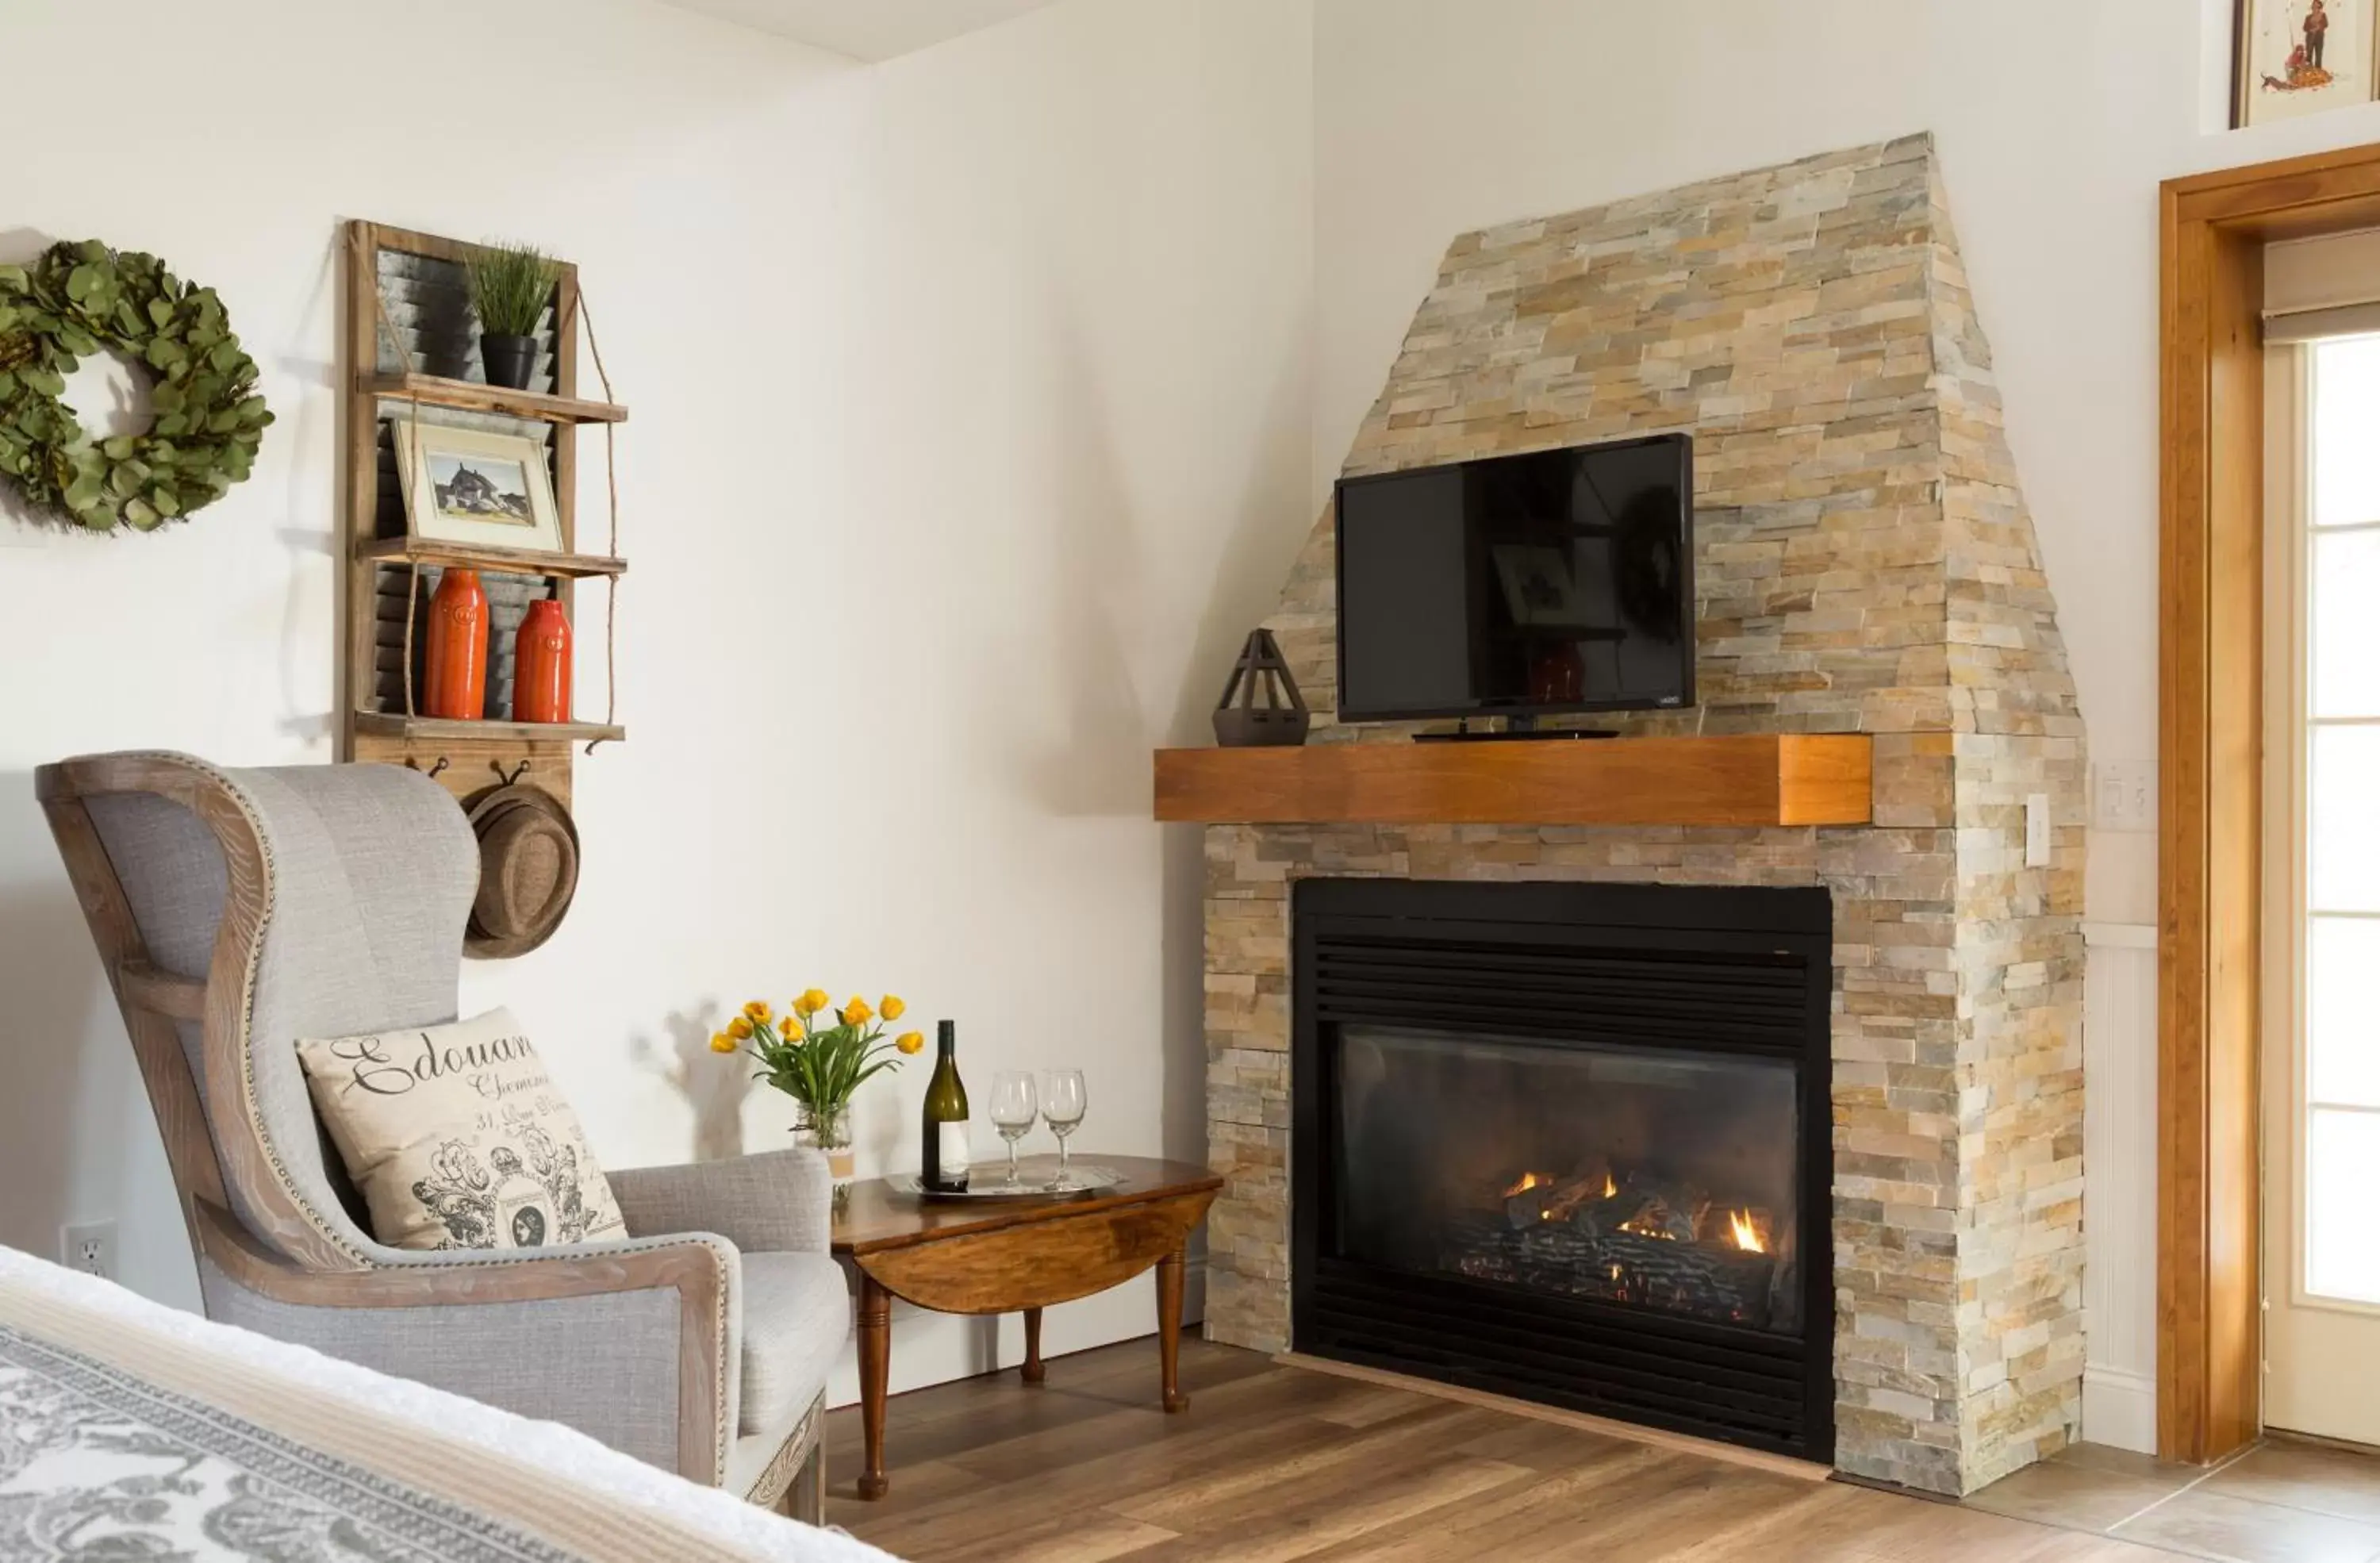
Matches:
[[39, 751, 847, 1519]]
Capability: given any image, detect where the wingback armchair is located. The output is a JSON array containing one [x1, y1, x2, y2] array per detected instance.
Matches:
[[38, 751, 848, 1519]]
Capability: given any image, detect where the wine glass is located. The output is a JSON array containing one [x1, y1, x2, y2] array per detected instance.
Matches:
[[1042, 1070, 1086, 1189], [988, 1072, 1038, 1190]]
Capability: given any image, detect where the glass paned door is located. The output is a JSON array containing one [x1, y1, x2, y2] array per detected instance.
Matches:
[[2266, 334, 2380, 1443], [2301, 336, 2380, 1310]]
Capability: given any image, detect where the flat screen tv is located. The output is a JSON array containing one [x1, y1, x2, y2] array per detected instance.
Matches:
[[1334, 432, 1695, 724]]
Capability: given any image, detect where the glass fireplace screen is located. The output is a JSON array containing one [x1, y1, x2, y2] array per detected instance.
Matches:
[[1331, 1024, 1802, 1336]]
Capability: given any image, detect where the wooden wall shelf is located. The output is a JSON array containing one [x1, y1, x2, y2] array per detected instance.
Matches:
[[355, 538, 627, 580], [1152, 734, 1871, 828], [361, 371, 628, 425], [342, 220, 623, 824], [352, 714, 627, 746]]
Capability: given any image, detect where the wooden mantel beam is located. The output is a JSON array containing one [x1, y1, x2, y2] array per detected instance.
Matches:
[[1152, 733, 1871, 830]]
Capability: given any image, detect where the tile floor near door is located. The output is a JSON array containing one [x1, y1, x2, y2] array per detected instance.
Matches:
[[826, 1337, 2252, 1561], [1965, 1435, 2380, 1562]]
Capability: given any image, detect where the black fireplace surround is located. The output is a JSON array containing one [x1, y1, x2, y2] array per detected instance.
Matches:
[[1292, 878, 1834, 1461]]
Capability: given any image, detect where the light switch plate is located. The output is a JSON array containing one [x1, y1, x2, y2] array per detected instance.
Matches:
[[2025, 793, 2052, 868], [2093, 762, 2155, 833]]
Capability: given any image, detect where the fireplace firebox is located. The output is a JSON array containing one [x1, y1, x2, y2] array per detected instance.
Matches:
[[1292, 879, 1833, 1461]]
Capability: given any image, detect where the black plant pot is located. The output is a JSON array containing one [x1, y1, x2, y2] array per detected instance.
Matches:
[[480, 333, 539, 391]]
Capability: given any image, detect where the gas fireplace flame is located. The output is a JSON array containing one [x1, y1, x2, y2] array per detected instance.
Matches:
[[1466, 1168, 1790, 1330], [1502, 1169, 1614, 1224]]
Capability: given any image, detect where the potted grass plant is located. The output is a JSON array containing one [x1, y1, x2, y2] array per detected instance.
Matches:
[[464, 242, 560, 390], [713, 991, 922, 1206]]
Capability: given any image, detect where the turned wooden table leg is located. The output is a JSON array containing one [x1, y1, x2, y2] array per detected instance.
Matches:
[[1021, 1307, 1045, 1384], [857, 1272, 891, 1500], [1157, 1242, 1188, 1413]]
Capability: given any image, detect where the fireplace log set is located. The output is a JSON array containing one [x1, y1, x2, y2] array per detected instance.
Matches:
[[1446, 1164, 1798, 1331]]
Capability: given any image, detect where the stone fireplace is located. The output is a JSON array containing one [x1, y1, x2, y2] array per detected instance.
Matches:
[[1197, 135, 2086, 1496]]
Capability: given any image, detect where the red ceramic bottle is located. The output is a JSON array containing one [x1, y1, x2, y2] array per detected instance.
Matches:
[[512, 598, 573, 724], [422, 568, 489, 720]]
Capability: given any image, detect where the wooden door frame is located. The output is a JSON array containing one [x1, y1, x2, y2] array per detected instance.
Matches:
[[2160, 141, 2380, 1465]]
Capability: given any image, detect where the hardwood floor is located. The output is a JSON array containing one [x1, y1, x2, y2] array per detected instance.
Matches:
[[823, 1338, 2183, 1561]]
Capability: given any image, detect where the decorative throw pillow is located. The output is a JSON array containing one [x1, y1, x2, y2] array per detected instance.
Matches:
[[295, 1008, 628, 1253]]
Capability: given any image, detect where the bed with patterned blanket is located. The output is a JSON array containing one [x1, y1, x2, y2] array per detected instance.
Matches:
[[0, 1244, 894, 1563]]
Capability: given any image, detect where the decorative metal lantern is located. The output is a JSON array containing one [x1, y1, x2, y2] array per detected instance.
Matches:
[[1212, 628, 1310, 747]]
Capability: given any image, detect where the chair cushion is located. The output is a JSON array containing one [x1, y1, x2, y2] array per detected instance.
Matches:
[[738, 1253, 850, 1437], [296, 1007, 627, 1251]]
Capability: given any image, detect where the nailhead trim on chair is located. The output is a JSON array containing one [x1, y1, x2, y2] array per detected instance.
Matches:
[[132, 752, 369, 1268]]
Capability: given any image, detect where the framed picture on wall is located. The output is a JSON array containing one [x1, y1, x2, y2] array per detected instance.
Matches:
[[2237, 0, 2376, 125], [393, 421, 564, 554]]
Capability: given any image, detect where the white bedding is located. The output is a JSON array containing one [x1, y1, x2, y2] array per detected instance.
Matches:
[[0, 1243, 896, 1563]]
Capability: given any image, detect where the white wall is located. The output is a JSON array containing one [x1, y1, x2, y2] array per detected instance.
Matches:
[[792, 0, 1314, 1400], [0, 0, 1313, 1409], [1311, 0, 2380, 1450]]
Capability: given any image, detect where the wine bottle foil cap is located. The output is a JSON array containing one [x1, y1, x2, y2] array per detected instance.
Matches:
[[937, 1019, 955, 1042]]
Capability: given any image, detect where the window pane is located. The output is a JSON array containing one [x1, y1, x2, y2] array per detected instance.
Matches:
[[2314, 336, 2380, 527], [2314, 530, 2380, 717], [2309, 919, 2380, 1107], [2310, 726, 2380, 912], [2307, 1108, 2380, 1304]]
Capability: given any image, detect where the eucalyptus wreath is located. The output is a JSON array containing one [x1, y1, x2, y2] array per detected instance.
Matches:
[[0, 240, 272, 532]]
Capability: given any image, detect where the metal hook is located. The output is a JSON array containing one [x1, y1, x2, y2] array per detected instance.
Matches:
[[491, 759, 532, 787], [406, 756, 451, 780]]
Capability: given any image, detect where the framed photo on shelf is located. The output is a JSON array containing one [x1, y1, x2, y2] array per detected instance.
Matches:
[[2237, 0, 2374, 126], [393, 421, 564, 554]]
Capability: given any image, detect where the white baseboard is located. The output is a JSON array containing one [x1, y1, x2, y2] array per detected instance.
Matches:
[[2082, 1365, 2157, 1454], [2081, 920, 2157, 950]]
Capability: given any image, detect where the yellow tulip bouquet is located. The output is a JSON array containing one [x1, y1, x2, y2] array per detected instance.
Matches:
[[713, 992, 921, 1199]]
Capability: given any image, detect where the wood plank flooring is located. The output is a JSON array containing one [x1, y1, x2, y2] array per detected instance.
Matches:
[[823, 1338, 2184, 1561]]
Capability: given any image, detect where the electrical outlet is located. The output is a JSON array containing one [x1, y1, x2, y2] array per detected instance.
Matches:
[[2093, 761, 2155, 833], [61, 1221, 116, 1282]]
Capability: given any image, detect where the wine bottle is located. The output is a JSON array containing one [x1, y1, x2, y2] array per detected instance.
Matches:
[[921, 1020, 971, 1193]]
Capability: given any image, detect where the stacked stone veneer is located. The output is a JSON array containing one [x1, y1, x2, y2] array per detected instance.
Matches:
[[1200, 135, 2086, 1496]]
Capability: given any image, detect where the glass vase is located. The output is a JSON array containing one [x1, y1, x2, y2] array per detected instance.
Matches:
[[797, 1103, 856, 1212]]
